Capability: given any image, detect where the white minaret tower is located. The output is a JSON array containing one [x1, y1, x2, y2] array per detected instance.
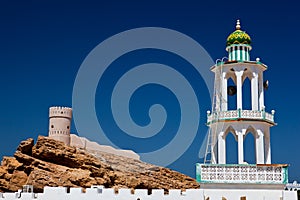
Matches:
[[204, 20, 275, 165], [48, 106, 72, 146], [196, 20, 292, 199]]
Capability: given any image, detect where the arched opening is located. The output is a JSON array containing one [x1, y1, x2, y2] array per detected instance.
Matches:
[[227, 77, 237, 110], [244, 132, 256, 164], [242, 76, 251, 110], [225, 132, 238, 164]]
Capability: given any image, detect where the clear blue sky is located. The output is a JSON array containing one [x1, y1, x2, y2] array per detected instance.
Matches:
[[1, 0, 300, 181]]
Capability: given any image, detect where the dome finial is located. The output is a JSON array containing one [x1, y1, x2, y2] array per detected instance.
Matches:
[[236, 19, 241, 30]]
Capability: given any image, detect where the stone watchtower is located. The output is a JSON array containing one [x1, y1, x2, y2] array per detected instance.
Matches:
[[48, 106, 72, 146]]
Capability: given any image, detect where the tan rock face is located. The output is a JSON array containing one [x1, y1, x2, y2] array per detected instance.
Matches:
[[0, 136, 199, 192], [17, 138, 34, 156]]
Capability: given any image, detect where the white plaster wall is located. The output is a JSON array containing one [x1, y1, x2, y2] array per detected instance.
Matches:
[[70, 134, 140, 160], [283, 190, 298, 200], [203, 189, 297, 200], [18, 187, 204, 200], [1, 187, 297, 200]]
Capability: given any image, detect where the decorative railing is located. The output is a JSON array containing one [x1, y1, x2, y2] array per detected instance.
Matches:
[[207, 109, 275, 124], [196, 164, 288, 184]]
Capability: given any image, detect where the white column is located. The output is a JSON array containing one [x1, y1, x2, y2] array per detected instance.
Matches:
[[258, 72, 265, 110], [264, 129, 271, 164], [246, 48, 250, 61], [251, 72, 259, 110], [211, 145, 217, 164], [232, 47, 236, 60], [236, 71, 243, 110], [256, 129, 265, 164], [215, 72, 221, 112], [210, 126, 218, 164], [242, 46, 245, 61], [221, 72, 228, 111], [237, 47, 241, 60], [237, 130, 245, 164], [218, 131, 226, 164]]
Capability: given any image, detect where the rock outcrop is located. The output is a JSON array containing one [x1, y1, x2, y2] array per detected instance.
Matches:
[[0, 136, 199, 192]]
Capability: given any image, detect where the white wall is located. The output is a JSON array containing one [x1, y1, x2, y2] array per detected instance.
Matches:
[[203, 189, 297, 200], [1, 187, 297, 200], [70, 134, 140, 160]]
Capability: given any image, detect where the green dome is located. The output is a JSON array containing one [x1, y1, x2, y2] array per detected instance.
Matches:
[[226, 20, 251, 47]]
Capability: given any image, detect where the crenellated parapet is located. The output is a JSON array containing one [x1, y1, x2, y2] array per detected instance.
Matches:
[[49, 106, 72, 119], [1, 185, 297, 200], [1, 186, 205, 200]]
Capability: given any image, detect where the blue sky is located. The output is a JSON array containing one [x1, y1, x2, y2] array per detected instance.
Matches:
[[1, 0, 300, 181]]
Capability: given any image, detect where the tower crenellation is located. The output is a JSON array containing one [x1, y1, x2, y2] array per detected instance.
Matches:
[[48, 106, 72, 146], [49, 106, 72, 118]]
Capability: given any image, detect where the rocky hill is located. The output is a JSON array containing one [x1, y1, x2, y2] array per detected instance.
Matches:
[[0, 136, 199, 193]]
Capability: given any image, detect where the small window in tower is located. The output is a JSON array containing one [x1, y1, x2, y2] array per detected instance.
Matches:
[[67, 126, 69, 129], [61, 111, 63, 114], [51, 125, 54, 128]]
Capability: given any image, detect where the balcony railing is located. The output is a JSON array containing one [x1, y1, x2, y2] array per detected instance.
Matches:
[[207, 109, 275, 124], [196, 164, 288, 185]]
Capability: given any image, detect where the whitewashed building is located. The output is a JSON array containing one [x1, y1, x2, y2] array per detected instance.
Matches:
[[197, 20, 297, 200]]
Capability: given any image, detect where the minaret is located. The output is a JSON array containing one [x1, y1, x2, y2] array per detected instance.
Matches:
[[206, 20, 275, 165], [196, 20, 292, 199], [48, 106, 72, 145]]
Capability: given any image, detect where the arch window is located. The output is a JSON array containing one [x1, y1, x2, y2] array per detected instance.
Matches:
[[225, 131, 238, 164], [244, 131, 256, 164]]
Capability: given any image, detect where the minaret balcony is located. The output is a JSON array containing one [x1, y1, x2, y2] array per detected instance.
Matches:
[[196, 163, 288, 186], [207, 109, 275, 125]]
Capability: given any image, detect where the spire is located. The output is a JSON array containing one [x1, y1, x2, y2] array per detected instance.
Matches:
[[236, 19, 241, 30], [226, 20, 251, 48], [226, 19, 252, 61]]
